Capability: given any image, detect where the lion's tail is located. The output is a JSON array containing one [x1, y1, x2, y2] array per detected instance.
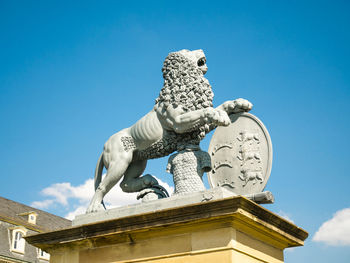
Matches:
[[94, 153, 104, 190], [94, 153, 106, 209]]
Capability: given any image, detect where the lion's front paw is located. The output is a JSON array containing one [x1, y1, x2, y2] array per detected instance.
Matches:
[[226, 98, 253, 113], [205, 108, 230, 126]]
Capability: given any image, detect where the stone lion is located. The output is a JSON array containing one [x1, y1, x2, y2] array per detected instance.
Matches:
[[86, 49, 252, 213]]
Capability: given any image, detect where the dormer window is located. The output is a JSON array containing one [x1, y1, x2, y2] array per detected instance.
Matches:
[[11, 228, 26, 254], [18, 211, 38, 224], [28, 212, 37, 224]]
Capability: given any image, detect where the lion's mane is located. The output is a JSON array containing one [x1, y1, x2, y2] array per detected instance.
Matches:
[[155, 52, 214, 112]]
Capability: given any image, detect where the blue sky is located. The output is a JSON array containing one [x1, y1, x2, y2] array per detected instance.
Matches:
[[1, 1, 350, 262]]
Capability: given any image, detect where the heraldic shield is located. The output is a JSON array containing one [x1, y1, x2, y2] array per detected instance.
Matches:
[[208, 113, 273, 196]]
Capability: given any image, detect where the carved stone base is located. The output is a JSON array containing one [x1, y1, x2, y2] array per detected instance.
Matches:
[[26, 196, 308, 263], [167, 148, 211, 195]]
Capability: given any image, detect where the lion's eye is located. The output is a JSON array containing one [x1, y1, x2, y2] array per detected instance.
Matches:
[[197, 58, 206, 67]]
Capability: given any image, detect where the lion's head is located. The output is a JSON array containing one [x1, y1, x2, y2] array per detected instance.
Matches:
[[155, 49, 214, 112]]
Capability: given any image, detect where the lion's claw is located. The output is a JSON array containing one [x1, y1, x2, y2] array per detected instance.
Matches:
[[225, 98, 253, 113]]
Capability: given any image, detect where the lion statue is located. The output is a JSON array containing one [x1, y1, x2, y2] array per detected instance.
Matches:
[[86, 49, 252, 213]]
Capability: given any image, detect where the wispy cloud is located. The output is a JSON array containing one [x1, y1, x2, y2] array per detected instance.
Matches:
[[31, 177, 173, 220], [313, 207, 350, 246], [31, 180, 94, 209], [31, 199, 55, 209]]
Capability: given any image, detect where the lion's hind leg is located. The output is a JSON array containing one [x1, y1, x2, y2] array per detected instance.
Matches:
[[120, 160, 159, 193], [86, 135, 133, 213]]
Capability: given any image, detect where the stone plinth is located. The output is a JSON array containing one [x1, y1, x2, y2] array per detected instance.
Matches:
[[26, 195, 308, 263]]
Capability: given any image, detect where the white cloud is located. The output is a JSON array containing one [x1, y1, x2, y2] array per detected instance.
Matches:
[[64, 206, 89, 221], [31, 176, 174, 220], [313, 207, 350, 246], [31, 199, 55, 209], [31, 179, 94, 209]]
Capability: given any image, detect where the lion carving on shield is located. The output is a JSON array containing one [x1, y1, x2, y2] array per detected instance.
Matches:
[[86, 49, 252, 213]]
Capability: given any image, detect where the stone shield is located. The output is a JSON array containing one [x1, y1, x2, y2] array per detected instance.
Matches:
[[208, 113, 272, 195]]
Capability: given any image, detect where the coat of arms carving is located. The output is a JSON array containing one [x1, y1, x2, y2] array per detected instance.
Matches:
[[208, 113, 273, 202]]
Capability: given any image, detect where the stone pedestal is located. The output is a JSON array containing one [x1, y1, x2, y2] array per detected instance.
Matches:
[[26, 194, 307, 263]]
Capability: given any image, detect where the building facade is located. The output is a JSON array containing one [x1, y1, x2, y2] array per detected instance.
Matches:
[[0, 196, 71, 263]]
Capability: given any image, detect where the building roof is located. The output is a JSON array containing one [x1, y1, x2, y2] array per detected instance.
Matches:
[[0, 196, 71, 232]]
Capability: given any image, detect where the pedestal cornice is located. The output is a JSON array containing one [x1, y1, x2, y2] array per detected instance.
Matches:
[[26, 195, 307, 251]]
